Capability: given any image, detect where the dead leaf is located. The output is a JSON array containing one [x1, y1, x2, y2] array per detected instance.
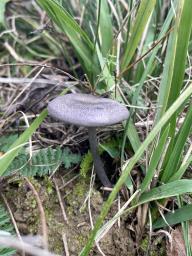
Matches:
[[167, 226, 192, 256]]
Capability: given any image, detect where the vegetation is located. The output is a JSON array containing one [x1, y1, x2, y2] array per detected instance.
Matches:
[[0, 0, 192, 255]]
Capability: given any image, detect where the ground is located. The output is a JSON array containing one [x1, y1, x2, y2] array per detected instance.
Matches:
[[2, 169, 165, 256]]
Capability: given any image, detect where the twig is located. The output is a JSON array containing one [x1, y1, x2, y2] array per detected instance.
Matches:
[[62, 233, 70, 256], [24, 177, 48, 250], [0, 235, 56, 256], [2, 67, 45, 118], [118, 27, 174, 78], [134, 117, 186, 128], [0, 77, 78, 88], [95, 190, 140, 243], [53, 178, 68, 224], [117, 195, 121, 228], [0, 63, 81, 83], [58, 174, 80, 189], [88, 167, 106, 256], [4, 42, 25, 62]]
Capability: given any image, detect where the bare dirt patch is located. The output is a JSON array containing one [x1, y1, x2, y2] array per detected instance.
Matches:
[[3, 173, 136, 255]]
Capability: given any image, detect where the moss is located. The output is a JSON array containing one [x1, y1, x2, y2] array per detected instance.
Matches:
[[9, 178, 65, 253], [140, 236, 166, 256], [43, 176, 54, 195], [140, 237, 148, 252], [46, 214, 65, 254], [73, 177, 89, 198], [65, 177, 89, 216], [3, 174, 143, 255], [75, 233, 87, 247]]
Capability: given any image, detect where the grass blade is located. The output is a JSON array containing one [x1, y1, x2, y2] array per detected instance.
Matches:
[[37, 0, 100, 79], [140, 126, 170, 193], [165, 0, 192, 165], [95, 43, 114, 91], [0, 110, 48, 176], [93, 180, 192, 235], [156, 0, 192, 154], [170, 155, 192, 182], [95, 44, 142, 151], [139, 180, 192, 204], [154, 22, 177, 122], [161, 104, 192, 182], [126, 120, 142, 153], [0, 88, 69, 176], [38, 0, 93, 48], [153, 204, 192, 229], [0, 0, 9, 26], [178, 197, 192, 255], [80, 82, 192, 256], [135, 6, 174, 107], [167, 0, 192, 109], [97, 0, 113, 57], [121, 0, 156, 71]]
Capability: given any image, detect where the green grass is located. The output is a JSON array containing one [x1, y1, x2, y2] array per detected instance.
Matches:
[[0, 0, 192, 255]]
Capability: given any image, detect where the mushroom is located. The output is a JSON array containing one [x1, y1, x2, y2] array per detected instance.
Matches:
[[48, 93, 129, 188]]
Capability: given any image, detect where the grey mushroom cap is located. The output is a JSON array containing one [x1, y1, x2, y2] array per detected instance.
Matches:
[[48, 93, 129, 127]]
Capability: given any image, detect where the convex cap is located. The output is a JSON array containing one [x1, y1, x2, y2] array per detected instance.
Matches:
[[48, 93, 129, 127]]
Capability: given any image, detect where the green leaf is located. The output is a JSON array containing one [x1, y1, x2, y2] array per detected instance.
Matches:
[[3, 146, 81, 177], [121, 0, 156, 70], [139, 180, 192, 204], [95, 43, 142, 156], [98, 180, 192, 233], [94, 181, 192, 240], [4, 147, 62, 177], [0, 88, 69, 177], [161, 105, 192, 182], [0, 109, 48, 177], [37, 0, 100, 80], [126, 120, 142, 154], [80, 82, 192, 256], [0, 203, 15, 256], [156, 0, 192, 161], [135, 6, 174, 109], [153, 204, 192, 229], [97, 0, 113, 57], [0, 134, 18, 152], [100, 139, 120, 158], [170, 155, 192, 182], [0, 0, 9, 26], [154, 20, 177, 123], [140, 126, 170, 193], [95, 42, 114, 91], [177, 197, 192, 255], [167, 0, 192, 110], [62, 147, 81, 169]]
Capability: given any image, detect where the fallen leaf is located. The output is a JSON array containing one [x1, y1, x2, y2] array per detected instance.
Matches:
[[167, 226, 192, 256]]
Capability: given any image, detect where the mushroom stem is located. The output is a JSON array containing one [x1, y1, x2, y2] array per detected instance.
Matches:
[[88, 127, 112, 188]]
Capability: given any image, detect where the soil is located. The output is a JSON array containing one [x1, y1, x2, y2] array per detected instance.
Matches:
[[2, 171, 134, 256], [2, 171, 165, 256]]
